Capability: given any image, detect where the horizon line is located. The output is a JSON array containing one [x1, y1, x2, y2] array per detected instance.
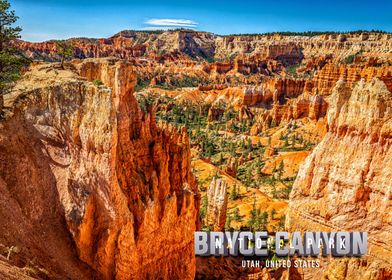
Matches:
[[21, 28, 392, 43]]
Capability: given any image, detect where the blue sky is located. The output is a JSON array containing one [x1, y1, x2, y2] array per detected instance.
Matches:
[[10, 0, 392, 42]]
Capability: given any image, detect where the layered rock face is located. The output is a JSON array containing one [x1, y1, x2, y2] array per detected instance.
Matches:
[[243, 78, 306, 106], [287, 79, 392, 279], [17, 30, 392, 64], [206, 178, 228, 231], [17, 30, 216, 61], [249, 94, 328, 134], [214, 33, 392, 62], [312, 63, 392, 95], [0, 58, 198, 279]]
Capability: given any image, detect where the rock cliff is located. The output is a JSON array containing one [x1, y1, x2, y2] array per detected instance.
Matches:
[[0, 58, 199, 279], [206, 178, 228, 231], [287, 78, 392, 279], [312, 63, 392, 95], [17, 30, 392, 64]]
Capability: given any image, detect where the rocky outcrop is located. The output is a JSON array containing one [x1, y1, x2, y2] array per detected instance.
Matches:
[[292, 95, 328, 120], [207, 106, 225, 122], [243, 78, 306, 106], [249, 94, 328, 134], [206, 178, 228, 231], [312, 63, 392, 95], [287, 78, 392, 279], [237, 106, 254, 121], [17, 31, 392, 65], [214, 36, 304, 64], [17, 30, 216, 61], [0, 58, 198, 279], [224, 157, 237, 178]]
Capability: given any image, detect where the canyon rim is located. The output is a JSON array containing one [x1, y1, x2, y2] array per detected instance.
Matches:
[[1, 1, 392, 279]]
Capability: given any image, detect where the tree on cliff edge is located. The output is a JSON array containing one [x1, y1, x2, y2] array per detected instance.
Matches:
[[0, 0, 29, 115], [55, 40, 73, 69]]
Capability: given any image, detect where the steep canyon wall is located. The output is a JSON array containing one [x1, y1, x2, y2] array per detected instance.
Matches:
[[0, 58, 199, 279]]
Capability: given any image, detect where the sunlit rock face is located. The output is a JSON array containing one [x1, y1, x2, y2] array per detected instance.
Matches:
[[287, 79, 392, 279], [17, 31, 392, 64], [206, 178, 228, 231], [311, 63, 392, 95], [0, 58, 199, 279]]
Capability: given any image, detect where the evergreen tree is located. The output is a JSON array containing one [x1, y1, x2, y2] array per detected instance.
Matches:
[[247, 195, 257, 230], [261, 211, 269, 226], [283, 137, 289, 147], [225, 215, 233, 231], [279, 160, 284, 172], [199, 195, 208, 224], [254, 208, 262, 230], [247, 138, 253, 151], [278, 160, 284, 180], [233, 207, 242, 222], [291, 134, 296, 146], [0, 0, 30, 113], [230, 184, 238, 200]]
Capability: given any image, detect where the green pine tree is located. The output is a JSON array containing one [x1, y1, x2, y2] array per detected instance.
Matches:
[[233, 207, 242, 222], [200, 195, 208, 224], [0, 0, 30, 113], [225, 215, 233, 231], [278, 160, 284, 180], [230, 184, 238, 200], [247, 195, 257, 230], [283, 137, 289, 147]]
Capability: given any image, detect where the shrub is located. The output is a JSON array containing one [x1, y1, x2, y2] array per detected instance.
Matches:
[[92, 79, 103, 86], [343, 54, 356, 64]]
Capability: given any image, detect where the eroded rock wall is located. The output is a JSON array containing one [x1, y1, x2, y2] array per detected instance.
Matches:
[[287, 78, 392, 279], [17, 31, 392, 64], [312, 64, 392, 95], [206, 178, 228, 231], [0, 58, 199, 279]]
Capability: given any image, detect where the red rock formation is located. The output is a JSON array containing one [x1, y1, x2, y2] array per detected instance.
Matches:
[[224, 157, 237, 178], [312, 63, 392, 95], [0, 58, 199, 279], [214, 32, 392, 63], [238, 105, 254, 121], [17, 31, 392, 68], [207, 106, 225, 122], [287, 79, 392, 279], [210, 62, 233, 74], [242, 78, 306, 106], [206, 178, 228, 231], [264, 147, 277, 157], [292, 95, 327, 120], [249, 94, 327, 134]]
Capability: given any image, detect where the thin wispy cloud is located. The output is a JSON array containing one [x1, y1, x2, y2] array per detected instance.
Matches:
[[145, 18, 198, 28], [142, 26, 181, 31]]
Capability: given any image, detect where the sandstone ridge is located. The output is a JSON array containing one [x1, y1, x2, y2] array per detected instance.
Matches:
[[287, 78, 392, 279], [0, 58, 198, 279]]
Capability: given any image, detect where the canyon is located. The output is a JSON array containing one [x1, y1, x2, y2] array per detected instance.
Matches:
[[0, 29, 391, 279]]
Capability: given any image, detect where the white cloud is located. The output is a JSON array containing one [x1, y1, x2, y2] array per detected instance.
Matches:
[[141, 26, 177, 30], [145, 18, 198, 28]]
